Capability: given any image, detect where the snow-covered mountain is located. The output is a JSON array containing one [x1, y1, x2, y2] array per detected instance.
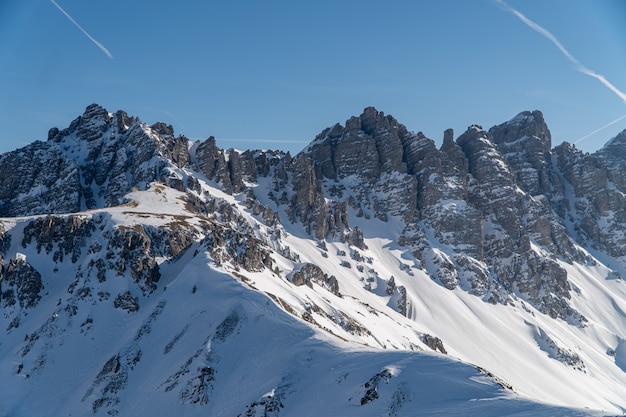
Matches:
[[2, 104, 626, 415]]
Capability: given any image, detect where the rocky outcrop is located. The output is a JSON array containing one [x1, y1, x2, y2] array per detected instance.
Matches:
[[489, 110, 552, 196], [288, 154, 331, 239], [6, 103, 626, 415], [420, 334, 447, 354], [0, 104, 196, 216], [113, 291, 140, 313], [4, 103, 626, 329], [306, 107, 408, 181], [106, 226, 161, 292], [0, 257, 43, 309], [289, 263, 340, 296], [0, 142, 82, 216], [555, 134, 626, 260], [201, 223, 273, 272], [358, 369, 392, 405], [21, 215, 96, 263]]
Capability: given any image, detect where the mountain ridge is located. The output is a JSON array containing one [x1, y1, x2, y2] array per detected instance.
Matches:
[[2, 104, 626, 415]]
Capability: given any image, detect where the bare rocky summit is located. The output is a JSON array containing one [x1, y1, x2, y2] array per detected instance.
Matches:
[[2, 104, 626, 322], [3, 104, 626, 415]]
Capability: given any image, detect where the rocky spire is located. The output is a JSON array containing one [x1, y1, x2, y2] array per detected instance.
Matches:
[[489, 110, 553, 196]]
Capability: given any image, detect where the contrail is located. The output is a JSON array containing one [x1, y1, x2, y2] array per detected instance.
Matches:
[[162, 109, 185, 131], [495, 0, 626, 105], [50, 0, 113, 59], [575, 114, 626, 144]]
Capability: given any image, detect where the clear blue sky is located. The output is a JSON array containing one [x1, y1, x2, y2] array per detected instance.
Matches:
[[1, 0, 625, 154]]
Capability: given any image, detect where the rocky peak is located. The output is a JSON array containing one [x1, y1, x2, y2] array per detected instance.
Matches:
[[304, 107, 409, 181], [456, 124, 502, 178], [598, 129, 626, 161], [0, 104, 198, 216], [48, 105, 130, 145], [439, 128, 468, 174], [150, 121, 175, 138], [359, 106, 400, 135], [490, 110, 551, 148], [489, 111, 553, 196], [73, 103, 113, 143], [114, 110, 135, 134], [148, 122, 190, 169], [0, 104, 612, 325]]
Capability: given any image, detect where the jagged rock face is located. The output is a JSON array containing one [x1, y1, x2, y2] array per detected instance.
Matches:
[[489, 111, 552, 196], [21, 215, 96, 263], [107, 226, 162, 291], [487, 113, 581, 262], [410, 131, 467, 209], [303, 108, 421, 226], [290, 262, 340, 296], [596, 129, 626, 163], [3, 105, 626, 343], [0, 104, 196, 216], [1, 257, 43, 309], [194, 138, 266, 195], [448, 119, 585, 319], [0, 143, 82, 215], [195, 136, 222, 181], [457, 126, 524, 259], [201, 221, 273, 273], [7, 104, 626, 414], [305, 107, 408, 181], [406, 129, 482, 261], [554, 133, 626, 259], [420, 334, 447, 354], [289, 154, 330, 239], [596, 129, 626, 202], [293, 108, 582, 321], [150, 122, 190, 169]]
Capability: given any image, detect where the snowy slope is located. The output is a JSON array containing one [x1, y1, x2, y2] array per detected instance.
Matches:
[[0, 184, 616, 416]]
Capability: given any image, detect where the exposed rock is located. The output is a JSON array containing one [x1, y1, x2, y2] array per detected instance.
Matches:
[[0, 104, 199, 216], [359, 369, 392, 405], [150, 122, 190, 169], [396, 286, 407, 317], [3, 103, 626, 362], [290, 263, 340, 296], [107, 226, 161, 291], [385, 276, 396, 296], [1, 257, 43, 309], [83, 354, 127, 414], [305, 107, 407, 181], [289, 154, 330, 239], [534, 326, 586, 371], [489, 110, 552, 196], [22, 215, 95, 263], [113, 291, 139, 313], [420, 334, 447, 354], [0, 142, 82, 216], [239, 383, 290, 416], [143, 225, 197, 259]]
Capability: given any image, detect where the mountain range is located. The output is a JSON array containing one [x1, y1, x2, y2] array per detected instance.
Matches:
[[2, 103, 626, 415]]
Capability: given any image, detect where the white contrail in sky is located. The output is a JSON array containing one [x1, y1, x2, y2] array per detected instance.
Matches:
[[50, 0, 113, 59], [495, 0, 626, 105], [575, 114, 626, 144]]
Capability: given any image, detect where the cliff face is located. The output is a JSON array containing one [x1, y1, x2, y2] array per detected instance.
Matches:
[[298, 107, 602, 321], [4, 104, 626, 321], [3, 104, 626, 414]]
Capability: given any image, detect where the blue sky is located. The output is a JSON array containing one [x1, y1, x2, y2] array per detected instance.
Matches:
[[1, 0, 625, 154]]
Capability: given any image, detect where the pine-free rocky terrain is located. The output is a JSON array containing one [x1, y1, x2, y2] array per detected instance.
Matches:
[[2, 104, 626, 415]]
